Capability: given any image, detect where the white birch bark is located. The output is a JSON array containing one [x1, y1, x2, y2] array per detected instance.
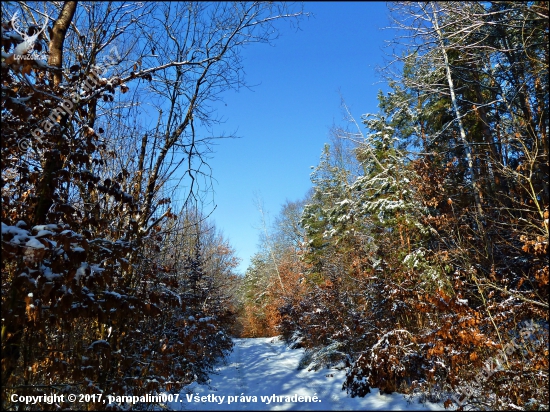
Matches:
[[428, 2, 484, 218]]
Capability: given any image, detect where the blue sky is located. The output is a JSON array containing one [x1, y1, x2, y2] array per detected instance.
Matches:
[[201, 2, 393, 273]]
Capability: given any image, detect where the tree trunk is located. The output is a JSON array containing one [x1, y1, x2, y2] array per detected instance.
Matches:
[[430, 3, 484, 219], [48, 1, 77, 87], [34, 2, 78, 224]]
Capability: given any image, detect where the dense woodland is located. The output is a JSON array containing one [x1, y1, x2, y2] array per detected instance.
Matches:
[[1, 1, 548, 411], [238, 1, 549, 410], [1, 1, 303, 410]]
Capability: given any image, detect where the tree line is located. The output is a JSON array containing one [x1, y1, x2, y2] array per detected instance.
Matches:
[[1, 2, 304, 410], [237, 2, 548, 410]]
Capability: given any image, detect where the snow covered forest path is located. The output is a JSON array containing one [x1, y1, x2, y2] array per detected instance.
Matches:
[[169, 337, 447, 411]]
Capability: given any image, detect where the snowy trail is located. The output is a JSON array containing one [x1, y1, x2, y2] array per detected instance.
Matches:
[[169, 337, 446, 411]]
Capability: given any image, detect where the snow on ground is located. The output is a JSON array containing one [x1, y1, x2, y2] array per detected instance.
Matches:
[[170, 337, 447, 411]]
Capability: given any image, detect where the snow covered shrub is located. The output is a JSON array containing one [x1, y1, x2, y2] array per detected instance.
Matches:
[[344, 329, 425, 396], [447, 319, 549, 411], [298, 342, 348, 371], [297, 349, 314, 370]]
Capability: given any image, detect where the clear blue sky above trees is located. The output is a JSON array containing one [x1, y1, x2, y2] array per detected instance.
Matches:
[[200, 2, 393, 273]]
